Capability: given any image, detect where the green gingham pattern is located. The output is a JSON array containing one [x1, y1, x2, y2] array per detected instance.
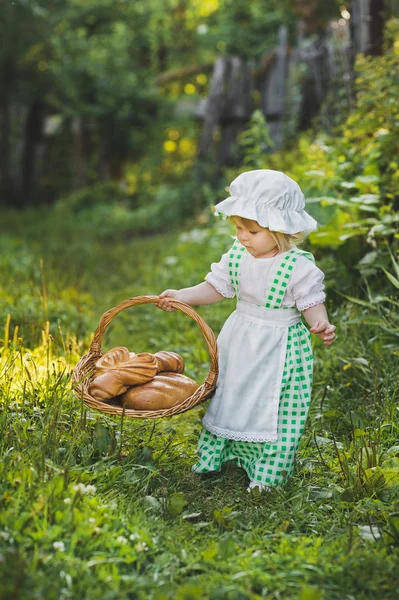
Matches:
[[193, 246, 315, 486], [227, 239, 246, 299], [226, 240, 314, 306], [264, 249, 314, 309], [193, 321, 313, 485]]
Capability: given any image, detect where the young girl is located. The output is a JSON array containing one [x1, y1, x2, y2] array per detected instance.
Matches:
[[156, 169, 336, 491]]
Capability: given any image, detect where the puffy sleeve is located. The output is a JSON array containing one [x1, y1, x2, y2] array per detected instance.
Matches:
[[291, 257, 326, 311], [204, 252, 235, 298]]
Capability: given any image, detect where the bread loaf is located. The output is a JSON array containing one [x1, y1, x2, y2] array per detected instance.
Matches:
[[153, 351, 185, 374], [120, 372, 198, 410]]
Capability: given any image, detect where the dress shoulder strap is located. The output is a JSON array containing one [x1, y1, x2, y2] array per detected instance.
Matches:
[[227, 238, 246, 299], [264, 248, 314, 309], [290, 249, 315, 264]]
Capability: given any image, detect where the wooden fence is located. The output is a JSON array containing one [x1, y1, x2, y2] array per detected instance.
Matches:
[[196, 0, 388, 166]]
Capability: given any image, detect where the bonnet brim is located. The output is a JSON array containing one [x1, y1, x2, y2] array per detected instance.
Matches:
[[214, 195, 318, 235]]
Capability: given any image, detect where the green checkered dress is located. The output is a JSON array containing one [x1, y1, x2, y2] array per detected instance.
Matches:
[[193, 241, 315, 486]]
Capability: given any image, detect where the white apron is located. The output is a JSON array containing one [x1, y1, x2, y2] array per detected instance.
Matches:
[[202, 300, 301, 443]]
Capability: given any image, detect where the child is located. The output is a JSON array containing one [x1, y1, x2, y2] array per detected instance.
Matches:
[[156, 170, 336, 491]]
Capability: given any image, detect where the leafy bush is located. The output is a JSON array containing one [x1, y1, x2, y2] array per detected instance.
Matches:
[[57, 182, 132, 213]]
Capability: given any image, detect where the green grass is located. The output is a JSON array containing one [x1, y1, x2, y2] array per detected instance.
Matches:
[[0, 208, 398, 600]]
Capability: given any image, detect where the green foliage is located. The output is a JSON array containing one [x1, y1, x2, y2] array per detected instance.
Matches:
[[58, 181, 131, 212], [205, 0, 288, 59], [283, 61, 308, 141], [237, 110, 274, 169], [48, 16, 167, 164], [49, 177, 214, 241], [2, 0, 221, 203], [202, 0, 340, 61]]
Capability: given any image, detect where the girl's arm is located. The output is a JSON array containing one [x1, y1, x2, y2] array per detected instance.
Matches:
[[302, 303, 336, 346], [156, 282, 225, 312]]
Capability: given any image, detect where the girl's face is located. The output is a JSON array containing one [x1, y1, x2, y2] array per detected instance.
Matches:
[[233, 217, 278, 258]]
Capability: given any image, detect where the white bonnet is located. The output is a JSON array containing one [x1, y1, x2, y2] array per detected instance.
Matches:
[[214, 169, 317, 234]]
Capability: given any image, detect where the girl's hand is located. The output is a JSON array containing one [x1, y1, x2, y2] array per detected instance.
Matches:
[[310, 321, 336, 346], [155, 289, 181, 312]]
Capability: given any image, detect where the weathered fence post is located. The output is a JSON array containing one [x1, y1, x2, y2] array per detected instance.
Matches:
[[260, 26, 289, 149], [350, 0, 386, 57], [197, 56, 254, 166], [196, 2, 392, 166], [197, 57, 230, 160], [217, 57, 254, 165]]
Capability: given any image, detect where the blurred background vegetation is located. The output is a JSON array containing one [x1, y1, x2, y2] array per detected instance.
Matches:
[[1, 3, 399, 598]]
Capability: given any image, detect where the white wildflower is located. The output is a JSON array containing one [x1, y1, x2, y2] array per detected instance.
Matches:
[[73, 483, 96, 495], [88, 518, 95, 524], [164, 256, 178, 266], [117, 536, 127, 544], [197, 24, 208, 35], [179, 229, 207, 243], [136, 541, 149, 553], [63, 498, 72, 505], [129, 533, 140, 541], [358, 525, 381, 540], [53, 541, 65, 552]]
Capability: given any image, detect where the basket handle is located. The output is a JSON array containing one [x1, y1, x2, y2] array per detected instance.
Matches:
[[89, 295, 218, 386]]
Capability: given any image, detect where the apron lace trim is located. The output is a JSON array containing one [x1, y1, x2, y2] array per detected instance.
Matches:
[[203, 418, 278, 443]]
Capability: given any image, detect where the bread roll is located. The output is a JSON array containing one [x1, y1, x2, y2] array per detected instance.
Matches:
[[115, 352, 158, 385], [90, 351, 158, 400], [95, 346, 133, 376], [94, 349, 158, 385], [154, 351, 185, 374], [89, 370, 128, 400], [120, 372, 198, 410]]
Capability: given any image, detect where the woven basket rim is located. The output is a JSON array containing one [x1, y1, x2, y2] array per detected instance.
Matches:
[[72, 295, 218, 418]]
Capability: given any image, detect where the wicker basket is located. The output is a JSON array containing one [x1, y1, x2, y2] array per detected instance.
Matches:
[[72, 295, 218, 418]]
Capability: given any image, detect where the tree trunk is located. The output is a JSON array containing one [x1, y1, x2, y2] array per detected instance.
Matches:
[[350, 0, 386, 58], [72, 116, 87, 189], [0, 93, 14, 206], [368, 0, 385, 56], [21, 101, 45, 206]]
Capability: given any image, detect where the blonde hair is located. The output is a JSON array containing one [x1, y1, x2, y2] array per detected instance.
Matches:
[[229, 216, 306, 252]]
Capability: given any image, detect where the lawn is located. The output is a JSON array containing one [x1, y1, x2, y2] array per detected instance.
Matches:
[[0, 210, 398, 600]]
